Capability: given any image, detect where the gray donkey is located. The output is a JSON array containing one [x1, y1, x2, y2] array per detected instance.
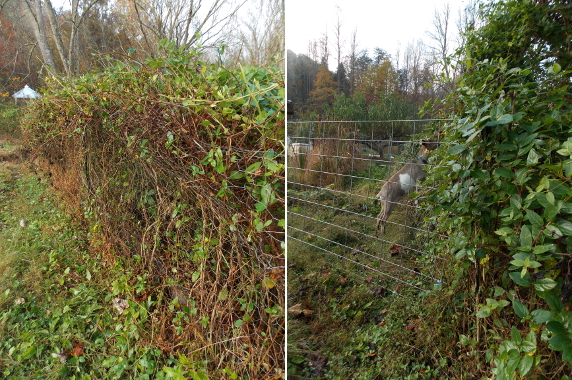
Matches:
[[374, 140, 439, 235]]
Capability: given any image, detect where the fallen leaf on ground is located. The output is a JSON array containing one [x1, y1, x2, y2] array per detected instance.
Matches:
[[70, 342, 84, 357], [287, 303, 313, 317], [51, 352, 67, 363], [112, 298, 129, 314], [389, 244, 402, 256]]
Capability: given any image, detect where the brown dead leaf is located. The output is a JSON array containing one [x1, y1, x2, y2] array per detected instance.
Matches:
[[270, 267, 285, 279], [70, 342, 84, 357], [112, 298, 129, 314], [389, 244, 402, 256], [287, 303, 314, 317]]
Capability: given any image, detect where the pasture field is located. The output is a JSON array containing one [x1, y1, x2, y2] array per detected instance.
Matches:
[[286, 124, 459, 379]]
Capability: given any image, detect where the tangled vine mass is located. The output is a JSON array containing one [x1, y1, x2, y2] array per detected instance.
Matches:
[[24, 42, 285, 377]]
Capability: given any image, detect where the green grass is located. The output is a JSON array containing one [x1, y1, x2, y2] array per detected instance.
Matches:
[[0, 104, 21, 140], [287, 233, 462, 379], [0, 138, 214, 379]]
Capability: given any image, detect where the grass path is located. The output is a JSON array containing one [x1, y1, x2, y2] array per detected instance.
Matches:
[[0, 138, 178, 379]]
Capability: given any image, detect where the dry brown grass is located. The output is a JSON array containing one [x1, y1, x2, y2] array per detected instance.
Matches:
[[290, 132, 368, 190]]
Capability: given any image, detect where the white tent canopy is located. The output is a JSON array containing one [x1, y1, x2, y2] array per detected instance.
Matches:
[[12, 85, 41, 102]]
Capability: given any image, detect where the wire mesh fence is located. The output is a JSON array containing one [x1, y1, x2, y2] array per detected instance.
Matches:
[[287, 119, 453, 297]]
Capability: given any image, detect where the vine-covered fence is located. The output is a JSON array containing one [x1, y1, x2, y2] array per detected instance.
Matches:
[[287, 119, 452, 297]]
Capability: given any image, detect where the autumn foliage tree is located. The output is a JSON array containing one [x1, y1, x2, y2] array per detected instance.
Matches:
[[309, 64, 338, 114], [356, 58, 398, 103]]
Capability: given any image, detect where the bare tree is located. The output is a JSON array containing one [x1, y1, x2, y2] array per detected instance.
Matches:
[[17, 0, 105, 75], [233, 0, 284, 67], [456, 1, 479, 56], [21, 0, 56, 72], [333, 6, 343, 69], [346, 29, 358, 95], [318, 29, 329, 67], [128, 0, 246, 57], [426, 3, 457, 94], [402, 39, 426, 101], [307, 39, 319, 64]]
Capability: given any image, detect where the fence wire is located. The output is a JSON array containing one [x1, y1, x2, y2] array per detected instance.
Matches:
[[287, 119, 453, 296]]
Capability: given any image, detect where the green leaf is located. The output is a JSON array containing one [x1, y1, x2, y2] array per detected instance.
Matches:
[[506, 349, 521, 373], [526, 210, 543, 229], [510, 259, 525, 267], [518, 354, 534, 376], [447, 144, 466, 155], [511, 326, 522, 344], [513, 299, 529, 318], [538, 291, 563, 312], [245, 162, 261, 174], [476, 305, 492, 318], [495, 227, 514, 236], [548, 63, 562, 75], [254, 202, 266, 212], [546, 191, 555, 205], [516, 167, 531, 185], [228, 171, 244, 180], [470, 169, 487, 179], [498, 143, 517, 151], [520, 225, 532, 247], [544, 224, 563, 238], [549, 335, 572, 351], [510, 271, 531, 286], [563, 346, 572, 363], [555, 219, 572, 236], [532, 245, 550, 255], [534, 278, 557, 292], [547, 320, 567, 335], [527, 148, 540, 165], [218, 288, 229, 301], [531, 309, 551, 324], [497, 114, 513, 124], [260, 183, 274, 205], [543, 202, 562, 222], [494, 167, 513, 179]]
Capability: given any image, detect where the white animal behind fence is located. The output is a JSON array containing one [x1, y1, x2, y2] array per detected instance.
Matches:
[[288, 142, 313, 157]]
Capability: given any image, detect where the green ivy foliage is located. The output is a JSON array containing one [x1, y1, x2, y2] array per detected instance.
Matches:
[[429, 1, 572, 378]]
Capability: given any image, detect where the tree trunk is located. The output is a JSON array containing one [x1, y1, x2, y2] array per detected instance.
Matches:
[[22, 0, 56, 73], [45, 0, 70, 74]]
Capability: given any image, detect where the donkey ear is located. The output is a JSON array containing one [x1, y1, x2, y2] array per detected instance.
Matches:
[[421, 140, 426, 147]]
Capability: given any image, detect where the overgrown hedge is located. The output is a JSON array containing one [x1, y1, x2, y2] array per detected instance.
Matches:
[[23, 41, 285, 378], [427, 1, 572, 378]]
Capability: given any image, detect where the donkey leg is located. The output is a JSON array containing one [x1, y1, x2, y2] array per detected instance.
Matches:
[[378, 199, 398, 235], [375, 200, 387, 236]]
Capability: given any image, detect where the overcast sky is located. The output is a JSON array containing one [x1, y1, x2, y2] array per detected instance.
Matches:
[[286, 0, 468, 67]]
